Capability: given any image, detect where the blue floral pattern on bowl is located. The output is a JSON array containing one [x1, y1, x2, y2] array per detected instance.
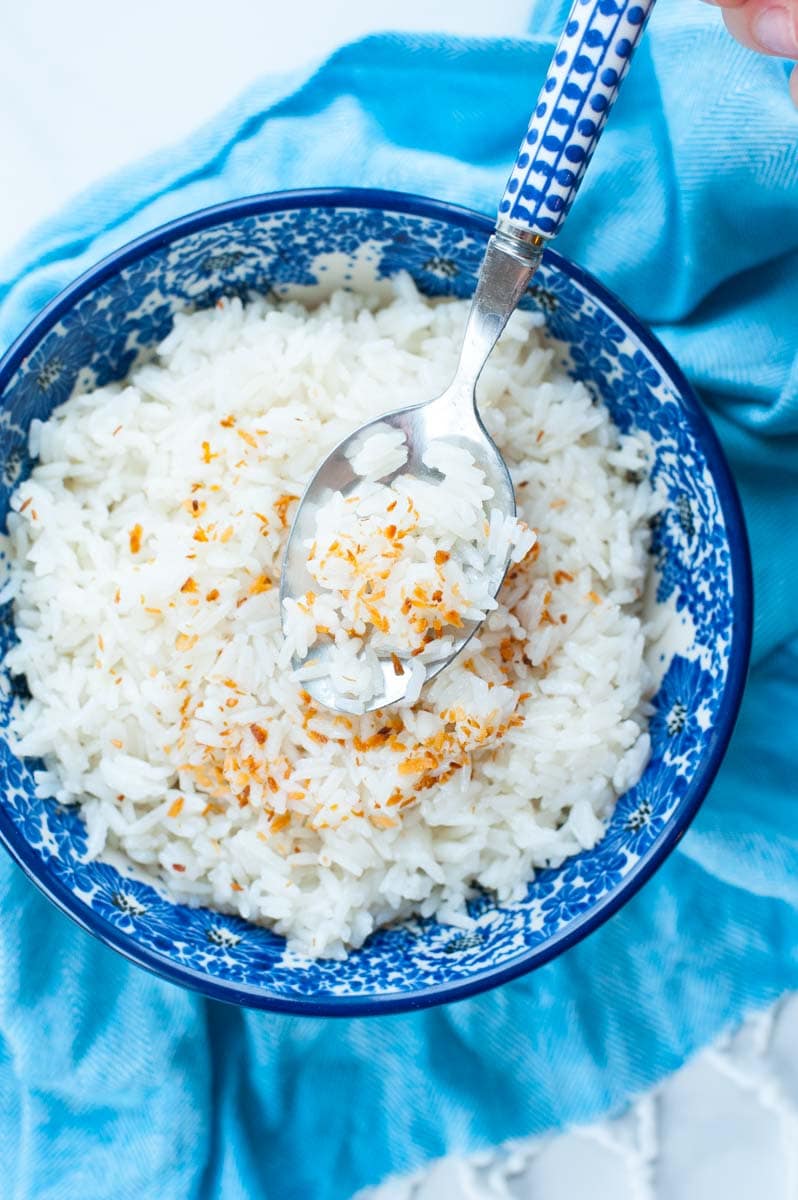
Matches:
[[0, 191, 752, 1015]]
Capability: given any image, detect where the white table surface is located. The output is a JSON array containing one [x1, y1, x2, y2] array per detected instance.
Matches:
[[0, 0, 530, 252], [362, 996, 798, 1200], [3, 5, 792, 1196]]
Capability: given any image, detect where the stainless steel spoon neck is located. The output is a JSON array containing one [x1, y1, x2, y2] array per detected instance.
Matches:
[[444, 226, 546, 411]]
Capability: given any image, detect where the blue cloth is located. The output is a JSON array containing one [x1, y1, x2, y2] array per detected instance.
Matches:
[[1, 4, 797, 1197]]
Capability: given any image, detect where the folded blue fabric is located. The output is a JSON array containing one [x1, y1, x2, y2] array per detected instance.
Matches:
[[1, 5, 797, 1198]]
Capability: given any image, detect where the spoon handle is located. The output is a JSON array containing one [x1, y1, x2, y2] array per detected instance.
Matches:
[[499, 0, 656, 241]]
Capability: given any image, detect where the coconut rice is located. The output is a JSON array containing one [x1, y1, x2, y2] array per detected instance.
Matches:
[[1, 277, 661, 958]]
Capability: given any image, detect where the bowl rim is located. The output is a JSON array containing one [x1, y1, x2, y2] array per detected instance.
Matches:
[[0, 186, 753, 1017]]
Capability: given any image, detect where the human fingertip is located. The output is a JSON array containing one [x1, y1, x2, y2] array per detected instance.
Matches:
[[790, 62, 798, 105], [751, 6, 798, 56]]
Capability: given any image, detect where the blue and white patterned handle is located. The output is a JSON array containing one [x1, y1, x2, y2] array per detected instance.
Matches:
[[499, 0, 656, 240]]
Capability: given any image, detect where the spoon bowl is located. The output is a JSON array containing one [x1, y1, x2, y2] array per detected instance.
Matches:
[[280, 380, 516, 714]]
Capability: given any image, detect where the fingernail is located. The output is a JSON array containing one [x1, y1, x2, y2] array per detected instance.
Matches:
[[752, 6, 798, 57]]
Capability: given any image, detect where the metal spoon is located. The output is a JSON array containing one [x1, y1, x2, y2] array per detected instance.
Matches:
[[281, 0, 656, 714]]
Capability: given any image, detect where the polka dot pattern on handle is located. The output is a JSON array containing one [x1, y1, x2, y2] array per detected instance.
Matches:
[[499, 0, 655, 239]]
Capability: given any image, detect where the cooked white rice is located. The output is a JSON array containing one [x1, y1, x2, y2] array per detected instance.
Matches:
[[284, 430, 536, 706], [1, 277, 661, 958]]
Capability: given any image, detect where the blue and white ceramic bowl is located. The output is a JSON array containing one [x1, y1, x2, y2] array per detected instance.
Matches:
[[0, 189, 752, 1015]]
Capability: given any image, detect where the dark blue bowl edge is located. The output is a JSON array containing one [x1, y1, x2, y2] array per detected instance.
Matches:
[[0, 186, 754, 1016]]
